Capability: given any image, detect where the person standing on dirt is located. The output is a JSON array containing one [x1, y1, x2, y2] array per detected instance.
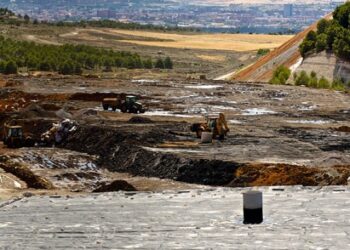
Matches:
[[217, 113, 229, 140]]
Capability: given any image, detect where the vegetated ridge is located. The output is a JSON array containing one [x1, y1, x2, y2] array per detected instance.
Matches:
[[231, 13, 332, 82]]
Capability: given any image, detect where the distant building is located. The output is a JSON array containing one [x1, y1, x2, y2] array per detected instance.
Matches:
[[283, 4, 293, 18], [97, 10, 116, 19]]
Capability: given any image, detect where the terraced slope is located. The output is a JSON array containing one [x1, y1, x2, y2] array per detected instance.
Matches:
[[232, 13, 333, 82]]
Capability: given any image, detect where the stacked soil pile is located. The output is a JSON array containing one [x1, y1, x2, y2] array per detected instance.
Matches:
[[0, 162, 54, 189], [128, 116, 153, 123], [229, 163, 350, 186], [93, 180, 137, 192], [19, 104, 57, 119]]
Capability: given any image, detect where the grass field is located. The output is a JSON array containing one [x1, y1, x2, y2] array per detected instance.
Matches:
[[68, 28, 292, 52]]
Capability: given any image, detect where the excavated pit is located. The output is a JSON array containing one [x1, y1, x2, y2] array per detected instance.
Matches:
[[0, 77, 349, 189], [58, 122, 350, 187]]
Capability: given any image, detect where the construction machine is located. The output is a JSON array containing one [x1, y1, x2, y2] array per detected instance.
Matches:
[[190, 113, 229, 140], [102, 95, 146, 113], [3, 124, 34, 148]]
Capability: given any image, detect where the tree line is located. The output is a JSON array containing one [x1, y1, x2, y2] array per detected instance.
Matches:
[[50, 20, 199, 33], [299, 2, 350, 61], [0, 36, 173, 75], [269, 65, 348, 91]]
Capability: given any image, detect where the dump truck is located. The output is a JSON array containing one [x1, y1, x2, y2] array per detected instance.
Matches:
[[190, 113, 229, 140], [2, 124, 34, 148], [102, 95, 146, 113]]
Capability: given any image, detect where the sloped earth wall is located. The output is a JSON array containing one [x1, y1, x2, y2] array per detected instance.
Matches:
[[62, 124, 242, 186], [61, 124, 350, 186]]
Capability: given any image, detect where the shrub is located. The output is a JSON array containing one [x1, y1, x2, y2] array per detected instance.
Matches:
[[74, 63, 83, 75], [300, 2, 350, 60], [306, 31, 317, 42], [308, 71, 318, 88], [0, 61, 5, 73], [269, 77, 281, 85], [269, 65, 291, 85], [332, 78, 345, 90], [316, 34, 327, 52], [295, 70, 309, 86], [164, 56, 173, 69], [333, 2, 350, 28], [317, 19, 330, 34], [143, 58, 153, 69], [155, 58, 165, 69], [293, 72, 297, 81], [4, 61, 18, 74], [257, 48, 270, 56], [58, 61, 74, 75], [318, 76, 330, 88], [0, 35, 159, 75], [39, 61, 51, 71], [299, 40, 315, 57]]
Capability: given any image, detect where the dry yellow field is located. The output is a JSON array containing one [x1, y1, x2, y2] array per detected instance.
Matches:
[[88, 29, 292, 52], [196, 54, 226, 62]]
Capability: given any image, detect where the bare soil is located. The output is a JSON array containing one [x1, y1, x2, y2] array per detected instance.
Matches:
[[0, 74, 349, 198]]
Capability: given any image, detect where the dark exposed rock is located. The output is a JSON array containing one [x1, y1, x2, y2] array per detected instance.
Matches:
[[128, 116, 153, 123], [93, 180, 136, 192]]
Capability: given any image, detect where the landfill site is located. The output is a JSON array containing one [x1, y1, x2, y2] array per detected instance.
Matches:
[[0, 74, 350, 248]]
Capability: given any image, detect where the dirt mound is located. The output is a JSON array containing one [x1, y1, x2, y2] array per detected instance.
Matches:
[[73, 108, 100, 120], [70, 92, 127, 102], [55, 109, 73, 119], [0, 162, 54, 189], [93, 180, 137, 192], [55, 171, 100, 181], [335, 126, 350, 133], [19, 104, 56, 119], [128, 116, 153, 123], [39, 103, 62, 111], [229, 163, 350, 187]]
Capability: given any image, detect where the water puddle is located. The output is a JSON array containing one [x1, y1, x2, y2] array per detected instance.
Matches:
[[169, 94, 199, 99], [132, 79, 159, 84], [298, 102, 317, 111], [229, 120, 243, 124], [141, 110, 201, 118], [211, 105, 237, 111], [185, 84, 223, 89], [242, 108, 277, 116], [286, 120, 331, 125], [143, 147, 201, 154]]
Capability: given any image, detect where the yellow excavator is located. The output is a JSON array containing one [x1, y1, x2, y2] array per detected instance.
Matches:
[[2, 123, 34, 148], [190, 113, 229, 140]]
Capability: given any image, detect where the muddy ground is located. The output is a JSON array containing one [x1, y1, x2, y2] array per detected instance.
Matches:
[[0, 74, 349, 197]]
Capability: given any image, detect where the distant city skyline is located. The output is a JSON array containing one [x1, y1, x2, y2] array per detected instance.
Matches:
[[190, 0, 345, 5], [0, 0, 344, 33]]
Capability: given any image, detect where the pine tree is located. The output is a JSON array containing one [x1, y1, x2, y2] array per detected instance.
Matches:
[[4, 61, 18, 74], [164, 56, 173, 69], [155, 58, 164, 69]]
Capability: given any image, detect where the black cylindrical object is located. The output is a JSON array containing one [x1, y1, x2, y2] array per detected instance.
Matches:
[[243, 191, 263, 224]]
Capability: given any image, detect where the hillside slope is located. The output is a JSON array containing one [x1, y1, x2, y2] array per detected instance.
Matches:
[[294, 51, 350, 83], [232, 13, 333, 82]]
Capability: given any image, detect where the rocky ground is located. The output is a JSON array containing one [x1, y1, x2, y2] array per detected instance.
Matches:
[[0, 74, 349, 198]]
